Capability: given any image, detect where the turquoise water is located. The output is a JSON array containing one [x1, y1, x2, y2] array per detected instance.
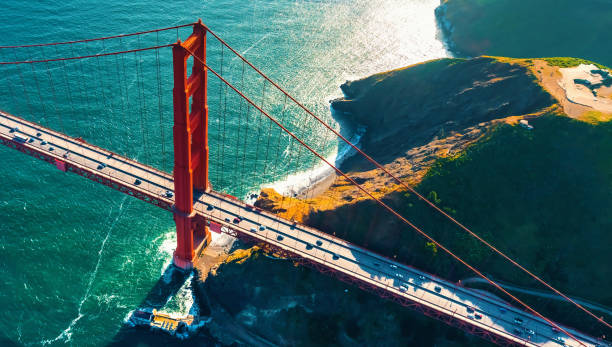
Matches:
[[0, 1, 449, 345]]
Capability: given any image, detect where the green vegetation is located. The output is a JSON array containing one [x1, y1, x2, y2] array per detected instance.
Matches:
[[402, 114, 612, 334], [541, 57, 610, 70], [408, 114, 612, 306], [437, 0, 612, 67]]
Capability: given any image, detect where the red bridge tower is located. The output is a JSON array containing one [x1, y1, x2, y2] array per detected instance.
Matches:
[[171, 20, 211, 270]]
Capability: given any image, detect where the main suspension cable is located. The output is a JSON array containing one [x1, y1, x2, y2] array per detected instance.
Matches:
[[204, 26, 610, 330], [0, 23, 194, 49], [0, 44, 173, 65], [184, 46, 587, 345]]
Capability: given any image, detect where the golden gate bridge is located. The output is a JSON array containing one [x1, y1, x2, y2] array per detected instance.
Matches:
[[0, 20, 609, 346]]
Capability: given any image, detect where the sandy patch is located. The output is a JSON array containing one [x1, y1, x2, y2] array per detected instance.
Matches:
[[558, 64, 612, 111], [532, 60, 612, 120]]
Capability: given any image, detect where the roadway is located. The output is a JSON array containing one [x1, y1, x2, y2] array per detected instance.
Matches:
[[0, 110, 608, 347]]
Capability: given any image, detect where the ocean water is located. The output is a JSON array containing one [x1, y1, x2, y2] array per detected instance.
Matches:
[[0, 1, 449, 345]]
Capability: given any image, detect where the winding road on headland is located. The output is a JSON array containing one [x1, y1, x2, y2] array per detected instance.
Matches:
[[461, 277, 612, 317]]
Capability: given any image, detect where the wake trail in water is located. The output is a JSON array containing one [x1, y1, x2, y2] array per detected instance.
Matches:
[[41, 197, 131, 345], [235, 33, 270, 59]]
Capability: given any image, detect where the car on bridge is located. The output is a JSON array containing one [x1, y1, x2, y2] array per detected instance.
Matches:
[[12, 133, 28, 143]]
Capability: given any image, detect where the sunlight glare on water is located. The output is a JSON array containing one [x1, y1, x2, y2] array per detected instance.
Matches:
[[0, 1, 449, 345]]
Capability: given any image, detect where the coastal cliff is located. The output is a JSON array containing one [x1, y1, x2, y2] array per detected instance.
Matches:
[[330, 57, 554, 164]]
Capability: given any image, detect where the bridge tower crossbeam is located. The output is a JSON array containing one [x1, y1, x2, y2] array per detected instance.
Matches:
[[171, 20, 211, 270]]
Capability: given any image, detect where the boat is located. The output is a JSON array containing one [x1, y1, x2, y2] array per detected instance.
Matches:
[[128, 307, 205, 339]]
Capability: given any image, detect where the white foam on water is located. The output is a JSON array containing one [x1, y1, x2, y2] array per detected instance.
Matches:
[[42, 197, 130, 345], [159, 273, 198, 318], [263, 121, 365, 198], [123, 309, 136, 326], [156, 230, 177, 278]]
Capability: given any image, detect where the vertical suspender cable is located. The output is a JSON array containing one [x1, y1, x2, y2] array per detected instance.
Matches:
[[136, 35, 150, 165], [113, 40, 127, 157], [56, 46, 78, 133], [119, 37, 132, 158], [272, 94, 288, 184], [134, 50, 146, 163], [155, 33, 167, 172], [239, 104, 251, 196], [95, 40, 113, 151], [0, 50, 18, 112], [220, 69, 229, 189], [252, 79, 266, 189], [12, 50, 34, 118], [31, 63, 48, 124], [234, 60, 246, 190], [44, 60, 64, 134], [216, 44, 225, 186], [134, 39, 148, 164], [261, 93, 275, 181], [71, 45, 93, 139]]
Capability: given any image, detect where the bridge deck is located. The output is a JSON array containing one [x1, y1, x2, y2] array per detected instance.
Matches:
[[0, 110, 607, 347]]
